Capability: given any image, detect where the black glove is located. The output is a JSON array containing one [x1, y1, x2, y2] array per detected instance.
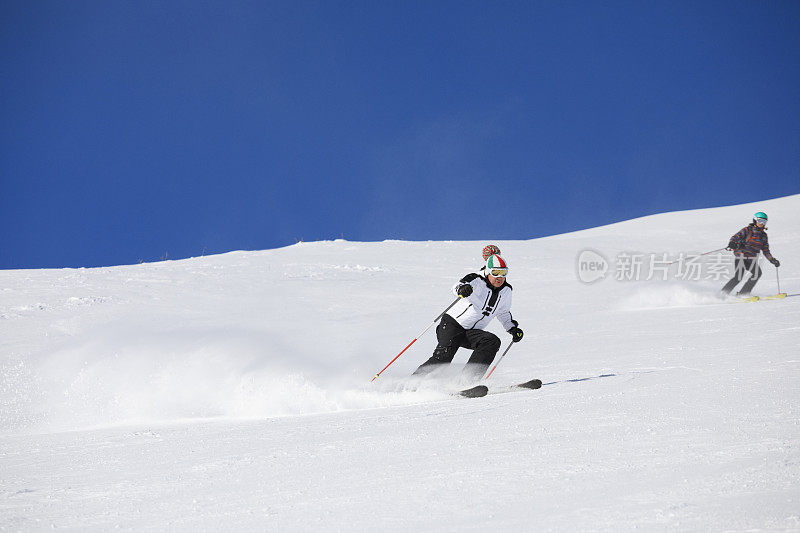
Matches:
[[508, 326, 524, 342], [727, 241, 740, 251], [456, 284, 473, 297], [771, 258, 780, 267]]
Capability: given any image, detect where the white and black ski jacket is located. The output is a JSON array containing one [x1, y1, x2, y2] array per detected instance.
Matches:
[[451, 273, 517, 331]]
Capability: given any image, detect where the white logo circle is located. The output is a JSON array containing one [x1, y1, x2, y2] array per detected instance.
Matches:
[[576, 249, 608, 284]]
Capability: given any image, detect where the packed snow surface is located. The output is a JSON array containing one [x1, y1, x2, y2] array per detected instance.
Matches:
[[2, 195, 799, 531]]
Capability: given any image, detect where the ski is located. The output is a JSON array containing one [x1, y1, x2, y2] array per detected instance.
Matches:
[[455, 379, 541, 398], [514, 378, 543, 390], [480, 378, 544, 397], [734, 294, 789, 303], [458, 385, 489, 398], [760, 293, 787, 300]]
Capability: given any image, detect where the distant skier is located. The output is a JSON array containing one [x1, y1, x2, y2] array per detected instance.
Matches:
[[412, 254, 523, 381], [720, 212, 780, 296]]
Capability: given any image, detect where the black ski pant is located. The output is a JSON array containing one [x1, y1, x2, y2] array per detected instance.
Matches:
[[721, 256, 762, 296], [412, 314, 501, 381]]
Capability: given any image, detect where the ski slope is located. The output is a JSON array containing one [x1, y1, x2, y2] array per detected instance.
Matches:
[[2, 195, 799, 531]]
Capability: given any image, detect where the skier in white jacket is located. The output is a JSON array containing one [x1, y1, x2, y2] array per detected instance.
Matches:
[[412, 254, 524, 381]]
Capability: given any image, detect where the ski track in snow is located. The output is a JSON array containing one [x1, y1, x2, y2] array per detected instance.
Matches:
[[1, 196, 800, 531]]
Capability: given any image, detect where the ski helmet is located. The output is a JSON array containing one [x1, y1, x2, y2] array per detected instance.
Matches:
[[753, 212, 768, 221], [482, 244, 501, 260], [485, 254, 508, 277]]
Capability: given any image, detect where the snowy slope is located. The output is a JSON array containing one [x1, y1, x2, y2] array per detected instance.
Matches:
[[2, 195, 799, 531]]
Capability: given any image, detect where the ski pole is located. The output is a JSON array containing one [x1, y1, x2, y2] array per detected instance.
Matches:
[[483, 342, 514, 380], [371, 296, 462, 382], [776, 266, 786, 297], [665, 247, 727, 266]]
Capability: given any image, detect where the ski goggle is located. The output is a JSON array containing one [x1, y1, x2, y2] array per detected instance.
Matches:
[[755, 218, 767, 225], [489, 268, 508, 278]]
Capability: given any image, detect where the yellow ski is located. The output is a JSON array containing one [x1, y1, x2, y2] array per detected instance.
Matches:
[[760, 293, 787, 300]]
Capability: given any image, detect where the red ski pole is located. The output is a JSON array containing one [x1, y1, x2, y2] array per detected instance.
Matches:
[[484, 342, 513, 380], [371, 296, 462, 382]]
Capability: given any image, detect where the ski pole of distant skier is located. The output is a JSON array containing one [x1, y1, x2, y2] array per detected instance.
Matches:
[[776, 266, 784, 295], [371, 296, 462, 382], [665, 247, 727, 266], [483, 342, 514, 380]]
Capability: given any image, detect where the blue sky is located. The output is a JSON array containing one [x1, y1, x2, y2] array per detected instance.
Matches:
[[2, 1, 799, 269]]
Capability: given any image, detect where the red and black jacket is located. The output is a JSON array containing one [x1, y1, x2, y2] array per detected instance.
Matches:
[[729, 223, 774, 261]]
